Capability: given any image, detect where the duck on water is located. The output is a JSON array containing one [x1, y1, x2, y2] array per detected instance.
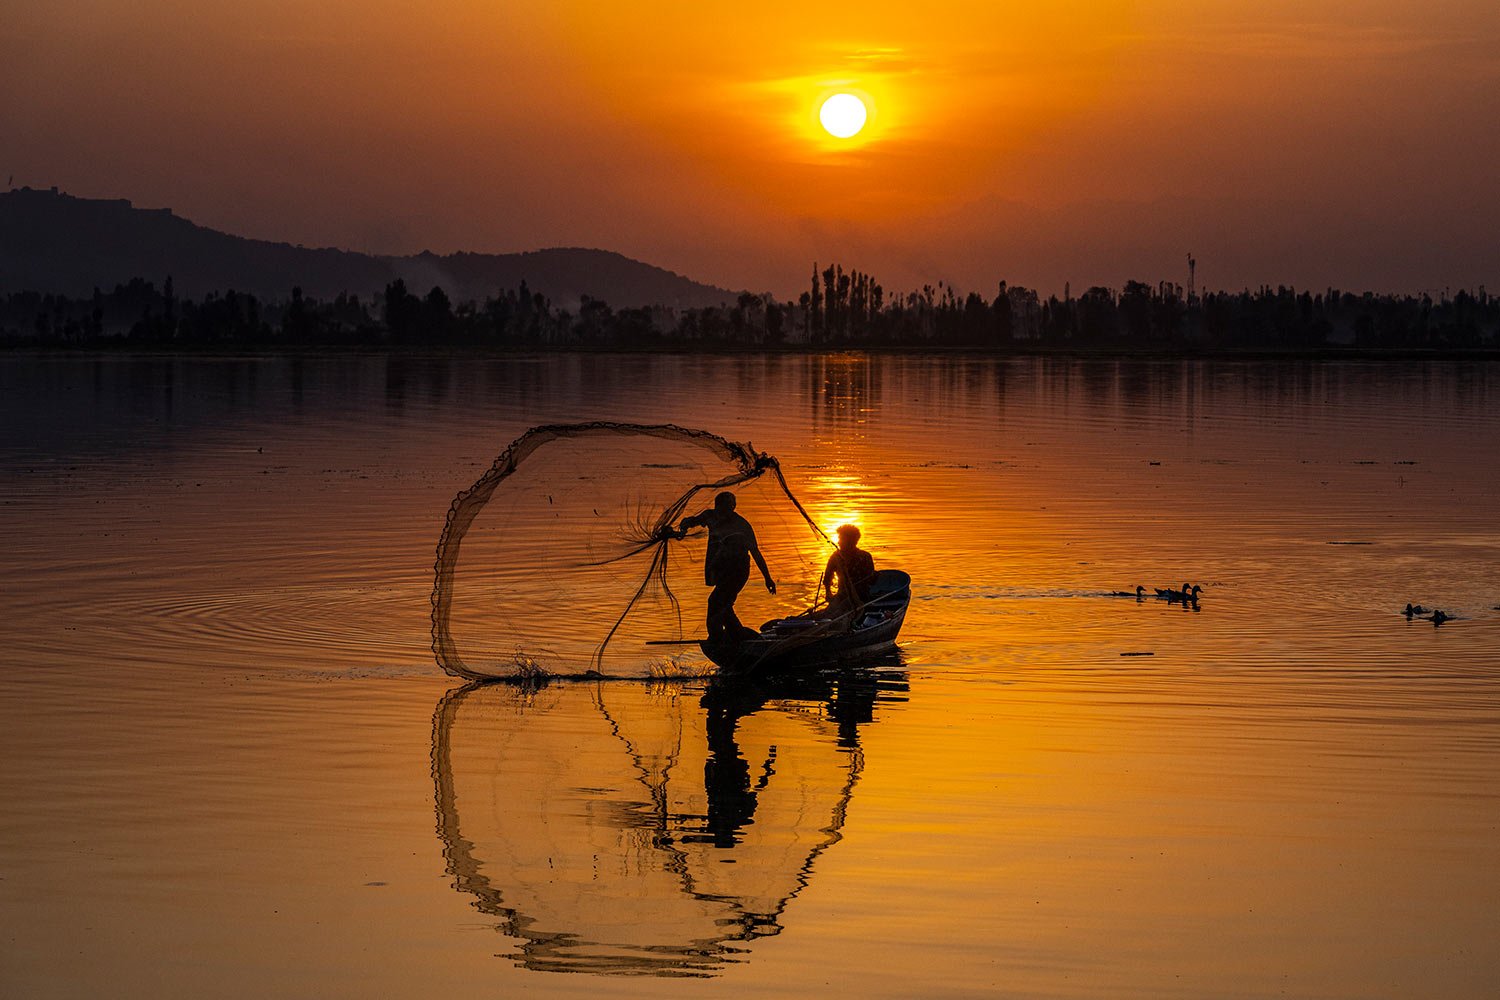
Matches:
[[1405, 604, 1452, 626], [1155, 583, 1203, 603], [1107, 586, 1147, 598]]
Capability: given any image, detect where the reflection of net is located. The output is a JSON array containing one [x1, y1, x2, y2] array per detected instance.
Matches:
[[430, 681, 865, 976], [431, 423, 829, 681]]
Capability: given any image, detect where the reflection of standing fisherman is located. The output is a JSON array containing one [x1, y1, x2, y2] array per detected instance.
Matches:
[[675, 491, 776, 641], [701, 698, 758, 847]]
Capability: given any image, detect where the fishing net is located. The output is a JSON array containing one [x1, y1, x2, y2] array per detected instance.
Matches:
[[431, 422, 831, 681]]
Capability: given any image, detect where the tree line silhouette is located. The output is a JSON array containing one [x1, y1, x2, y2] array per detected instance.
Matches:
[[4, 266, 1496, 352]]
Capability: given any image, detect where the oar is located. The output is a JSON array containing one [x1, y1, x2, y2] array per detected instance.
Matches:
[[645, 639, 709, 645]]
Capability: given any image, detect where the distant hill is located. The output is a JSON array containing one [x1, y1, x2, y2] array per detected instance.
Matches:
[[0, 187, 738, 309]]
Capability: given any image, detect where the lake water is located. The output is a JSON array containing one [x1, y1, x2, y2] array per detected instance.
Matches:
[[2, 353, 1498, 998]]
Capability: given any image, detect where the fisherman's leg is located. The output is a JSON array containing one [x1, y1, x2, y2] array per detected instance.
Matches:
[[723, 591, 745, 632], [720, 568, 750, 636], [707, 580, 744, 638], [828, 591, 859, 630], [706, 584, 730, 638], [708, 565, 751, 639]]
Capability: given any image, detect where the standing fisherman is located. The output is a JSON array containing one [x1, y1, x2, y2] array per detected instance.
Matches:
[[676, 491, 776, 642]]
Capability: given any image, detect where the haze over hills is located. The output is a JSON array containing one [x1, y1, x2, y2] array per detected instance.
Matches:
[[0, 187, 738, 309]]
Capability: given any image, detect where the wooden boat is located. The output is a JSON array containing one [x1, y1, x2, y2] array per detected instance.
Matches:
[[702, 569, 912, 675]]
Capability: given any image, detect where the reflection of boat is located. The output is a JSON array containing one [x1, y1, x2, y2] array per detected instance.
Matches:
[[702, 569, 912, 675], [430, 663, 906, 976]]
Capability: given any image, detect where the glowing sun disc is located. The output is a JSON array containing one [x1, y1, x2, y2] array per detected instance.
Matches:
[[819, 93, 867, 138]]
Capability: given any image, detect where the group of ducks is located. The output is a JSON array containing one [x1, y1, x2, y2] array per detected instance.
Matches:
[[1113, 587, 1459, 624], [1404, 603, 1453, 626], [1113, 583, 1204, 605]]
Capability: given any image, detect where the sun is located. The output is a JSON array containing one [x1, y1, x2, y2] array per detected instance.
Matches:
[[819, 93, 868, 138]]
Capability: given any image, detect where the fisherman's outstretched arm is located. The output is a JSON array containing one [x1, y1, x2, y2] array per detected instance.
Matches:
[[676, 509, 708, 535], [752, 545, 776, 594]]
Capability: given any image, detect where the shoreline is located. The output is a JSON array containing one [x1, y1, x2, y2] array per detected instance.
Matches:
[[7, 342, 1500, 362]]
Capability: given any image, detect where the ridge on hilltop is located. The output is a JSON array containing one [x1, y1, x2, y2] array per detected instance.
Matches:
[[0, 187, 737, 308]]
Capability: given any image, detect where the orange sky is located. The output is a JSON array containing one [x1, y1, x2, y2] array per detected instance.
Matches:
[[5, 0, 1498, 296]]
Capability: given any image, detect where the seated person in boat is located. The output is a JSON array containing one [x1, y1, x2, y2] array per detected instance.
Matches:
[[676, 491, 776, 642], [822, 524, 876, 620]]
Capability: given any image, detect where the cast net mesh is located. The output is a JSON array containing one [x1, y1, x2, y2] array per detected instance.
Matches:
[[431, 423, 831, 681]]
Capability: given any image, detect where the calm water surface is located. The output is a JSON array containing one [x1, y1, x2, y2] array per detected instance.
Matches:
[[2, 353, 1498, 998]]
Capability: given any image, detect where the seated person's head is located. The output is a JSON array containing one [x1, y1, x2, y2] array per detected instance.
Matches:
[[714, 491, 737, 512], [836, 523, 861, 549]]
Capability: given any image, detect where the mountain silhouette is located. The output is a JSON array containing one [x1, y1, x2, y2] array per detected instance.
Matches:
[[0, 187, 737, 309]]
